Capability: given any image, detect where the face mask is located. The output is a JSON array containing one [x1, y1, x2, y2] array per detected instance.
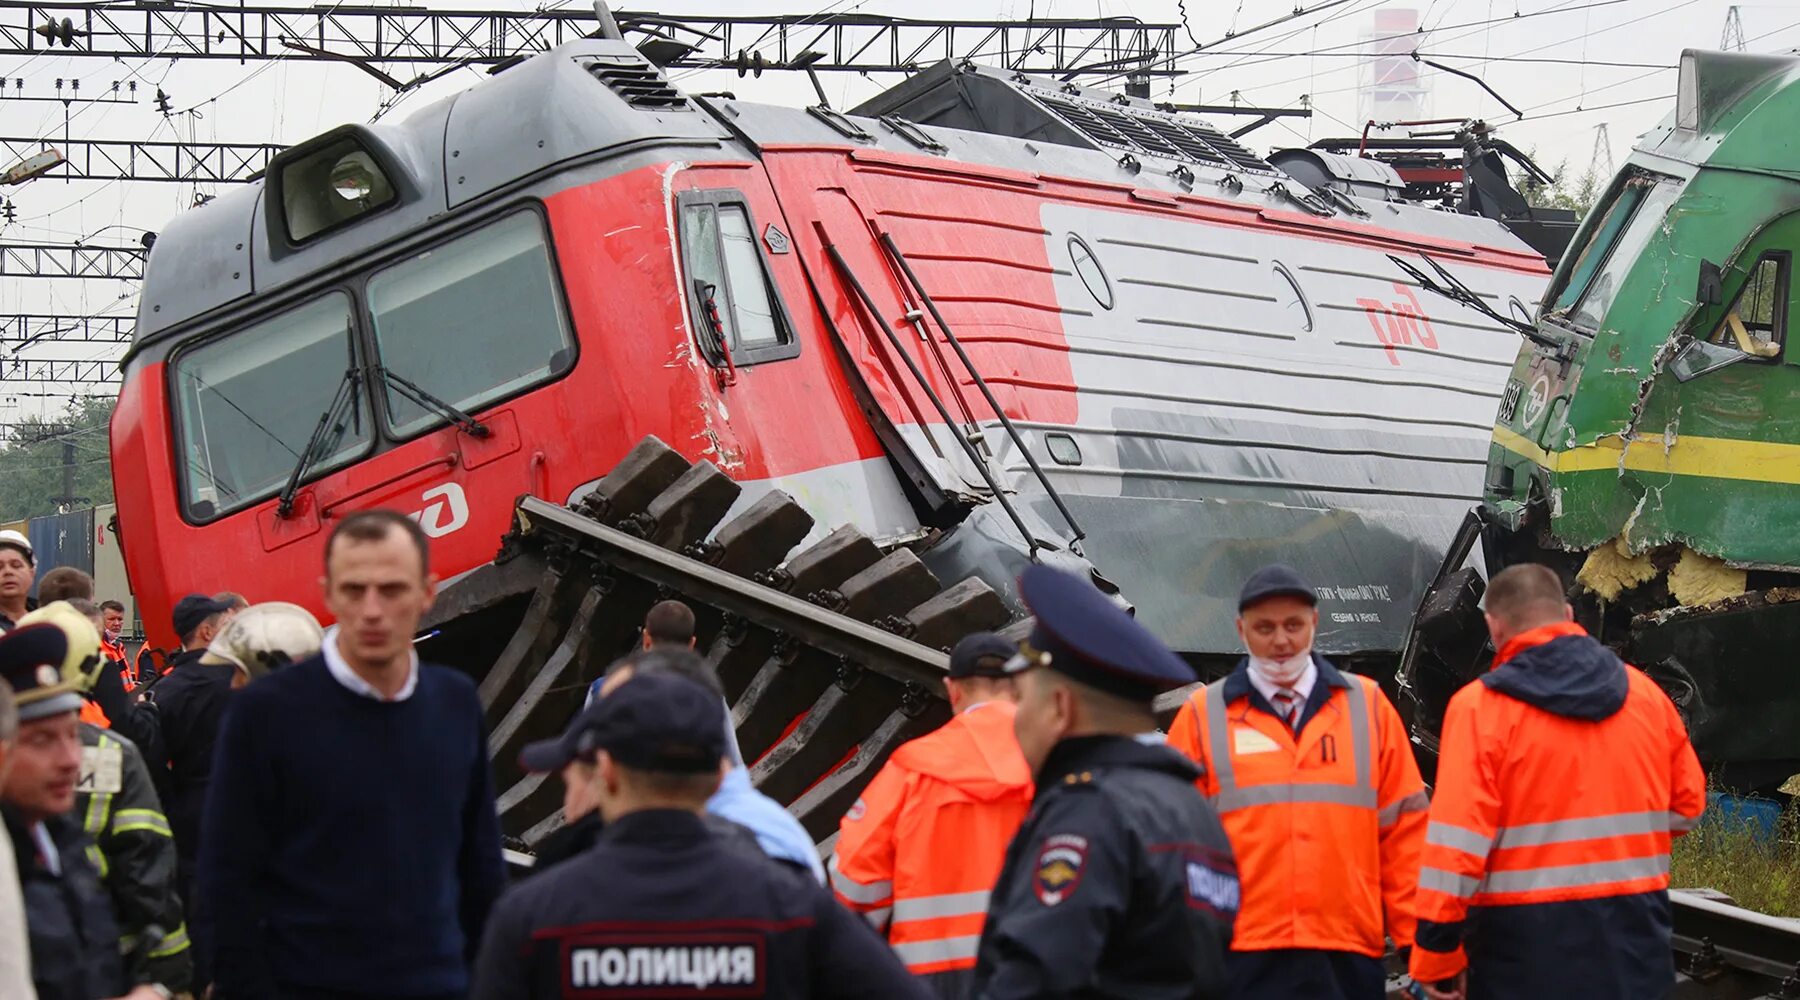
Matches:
[[1249, 651, 1311, 688]]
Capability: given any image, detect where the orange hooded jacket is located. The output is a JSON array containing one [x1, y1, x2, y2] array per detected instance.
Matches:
[[1409, 621, 1706, 994], [829, 700, 1033, 990]]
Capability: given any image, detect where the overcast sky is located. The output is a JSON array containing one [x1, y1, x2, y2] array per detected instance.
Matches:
[[1, 0, 1794, 418]]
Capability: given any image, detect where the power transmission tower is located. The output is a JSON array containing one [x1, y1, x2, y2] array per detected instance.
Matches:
[[1722, 6, 1746, 51], [1591, 123, 1613, 179]]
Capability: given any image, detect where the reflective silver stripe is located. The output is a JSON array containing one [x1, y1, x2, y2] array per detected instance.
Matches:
[[1419, 866, 1481, 899], [1427, 821, 1493, 858], [1480, 853, 1671, 894], [1214, 783, 1378, 812], [891, 934, 982, 968], [1379, 790, 1430, 828], [1669, 811, 1700, 833], [827, 855, 893, 905], [863, 907, 892, 931], [892, 890, 991, 924], [1494, 810, 1672, 850], [1343, 677, 1372, 792], [1202, 680, 1233, 794]]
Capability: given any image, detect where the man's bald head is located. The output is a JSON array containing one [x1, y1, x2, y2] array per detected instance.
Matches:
[[1483, 564, 1572, 647]]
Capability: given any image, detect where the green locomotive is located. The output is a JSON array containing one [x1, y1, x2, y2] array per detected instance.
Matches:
[[1400, 48, 1800, 792]]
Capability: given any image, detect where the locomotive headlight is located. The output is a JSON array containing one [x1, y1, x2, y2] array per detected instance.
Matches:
[[274, 134, 399, 244], [330, 153, 378, 203]]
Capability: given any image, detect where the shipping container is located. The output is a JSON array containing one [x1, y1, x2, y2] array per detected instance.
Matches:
[[27, 508, 96, 598]]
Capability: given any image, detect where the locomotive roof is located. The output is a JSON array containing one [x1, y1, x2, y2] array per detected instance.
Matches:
[[129, 38, 1534, 355]]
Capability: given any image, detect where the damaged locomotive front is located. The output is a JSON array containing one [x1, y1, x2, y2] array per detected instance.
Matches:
[[1401, 48, 1800, 792]]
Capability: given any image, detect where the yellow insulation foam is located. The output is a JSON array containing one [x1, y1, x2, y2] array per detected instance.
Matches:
[[1576, 537, 1660, 601], [1668, 548, 1748, 608]]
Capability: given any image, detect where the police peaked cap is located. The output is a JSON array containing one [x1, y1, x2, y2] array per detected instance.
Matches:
[[1004, 565, 1195, 701], [0, 622, 86, 722]]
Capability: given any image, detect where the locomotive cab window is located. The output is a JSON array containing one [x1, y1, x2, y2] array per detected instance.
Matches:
[[171, 294, 370, 520], [677, 191, 799, 366], [367, 210, 576, 438], [1675, 251, 1790, 381], [1545, 171, 1680, 333]]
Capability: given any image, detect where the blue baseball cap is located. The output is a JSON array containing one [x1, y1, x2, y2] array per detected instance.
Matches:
[[1237, 564, 1318, 612], [520, 672, 726, 775], [1003, 565, 1194, 701]]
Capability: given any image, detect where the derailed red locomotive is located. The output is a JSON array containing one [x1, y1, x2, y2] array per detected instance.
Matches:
[[113, 35, 1546, 652]]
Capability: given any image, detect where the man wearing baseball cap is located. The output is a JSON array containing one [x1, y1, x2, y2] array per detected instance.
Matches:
[[830, 632, 1032, 997], [0, 620, 161, 1000], [0, 530, 34, 632], [472, 671, 926, 999], [1167, 564, 1427, 1000]]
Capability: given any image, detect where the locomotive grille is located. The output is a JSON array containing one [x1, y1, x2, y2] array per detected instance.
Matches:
[[577, 57, 689, 111], [1030, 88, 1274, 174]]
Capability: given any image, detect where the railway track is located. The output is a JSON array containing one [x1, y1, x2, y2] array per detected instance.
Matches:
[[419, 435, 1013, 850], [1672, 890, 1800, 998]]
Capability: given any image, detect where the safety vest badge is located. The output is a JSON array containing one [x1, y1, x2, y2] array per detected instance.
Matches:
[[1035, 834, 1089, 906]]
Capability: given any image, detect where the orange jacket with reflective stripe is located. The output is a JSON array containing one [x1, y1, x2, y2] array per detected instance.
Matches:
[[829, 701, 1033, 981], [1167, 657, 1427, 957], [1409, 621, 1706, 986]]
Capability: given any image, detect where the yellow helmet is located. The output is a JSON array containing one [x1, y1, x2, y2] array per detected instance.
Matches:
[[17, 600, 105, 692]]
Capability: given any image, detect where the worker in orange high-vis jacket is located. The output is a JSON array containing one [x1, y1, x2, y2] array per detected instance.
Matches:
[[1409, 564, 1705, 1000], [1168, 564, 1428, 1000], [830, 631, 1033, 999]]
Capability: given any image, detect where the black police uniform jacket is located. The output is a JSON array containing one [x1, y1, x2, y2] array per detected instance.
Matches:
[[972, 735, 1240, 1000], [4, 806, 128, 1000], [471, 808, 931, 1000]]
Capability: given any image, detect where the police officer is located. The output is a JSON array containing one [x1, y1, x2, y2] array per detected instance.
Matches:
[[973, 565, 1239, 1000], [471, 671, 929, 1000]]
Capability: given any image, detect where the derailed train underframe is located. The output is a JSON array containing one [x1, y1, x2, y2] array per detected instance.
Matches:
[[420, 436, 1013, 848]]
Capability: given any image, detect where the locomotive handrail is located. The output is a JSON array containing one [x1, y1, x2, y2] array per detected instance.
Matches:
[[877, 230, 1086, 547], [823, 238, 1048, 559]]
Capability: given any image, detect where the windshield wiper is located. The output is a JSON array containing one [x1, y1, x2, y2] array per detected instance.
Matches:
[[1388, 254, 1567, 355], [276, 367, 363, 519], [376, 366, 490, 438]]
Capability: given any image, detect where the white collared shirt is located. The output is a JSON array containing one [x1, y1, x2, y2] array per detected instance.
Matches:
[[1245, 654, 1318, 715], [322, 625, 418, 702]]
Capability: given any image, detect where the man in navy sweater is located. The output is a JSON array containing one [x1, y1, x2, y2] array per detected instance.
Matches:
[[200, 509, 505, 999]]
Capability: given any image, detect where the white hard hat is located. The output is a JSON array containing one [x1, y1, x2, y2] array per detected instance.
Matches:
[[200, 602, 325, 680], [0, 529, 32, 563]]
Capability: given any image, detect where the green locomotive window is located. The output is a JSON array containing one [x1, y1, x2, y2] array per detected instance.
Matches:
[[1548, 174, 1680, 332], [171, 294, 369, 520], [1705, 253, 1787, 356], [677, 191, 800, 365], [367, 211, 575, 437], [1550, 178, 1649, 315]]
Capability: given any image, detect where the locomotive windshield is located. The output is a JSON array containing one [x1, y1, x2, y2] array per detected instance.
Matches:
[[1544, 171, 1681, 333], [169, 209, 575, 521], [368, 211, 574, 437], [172, 294, 369, 520]]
